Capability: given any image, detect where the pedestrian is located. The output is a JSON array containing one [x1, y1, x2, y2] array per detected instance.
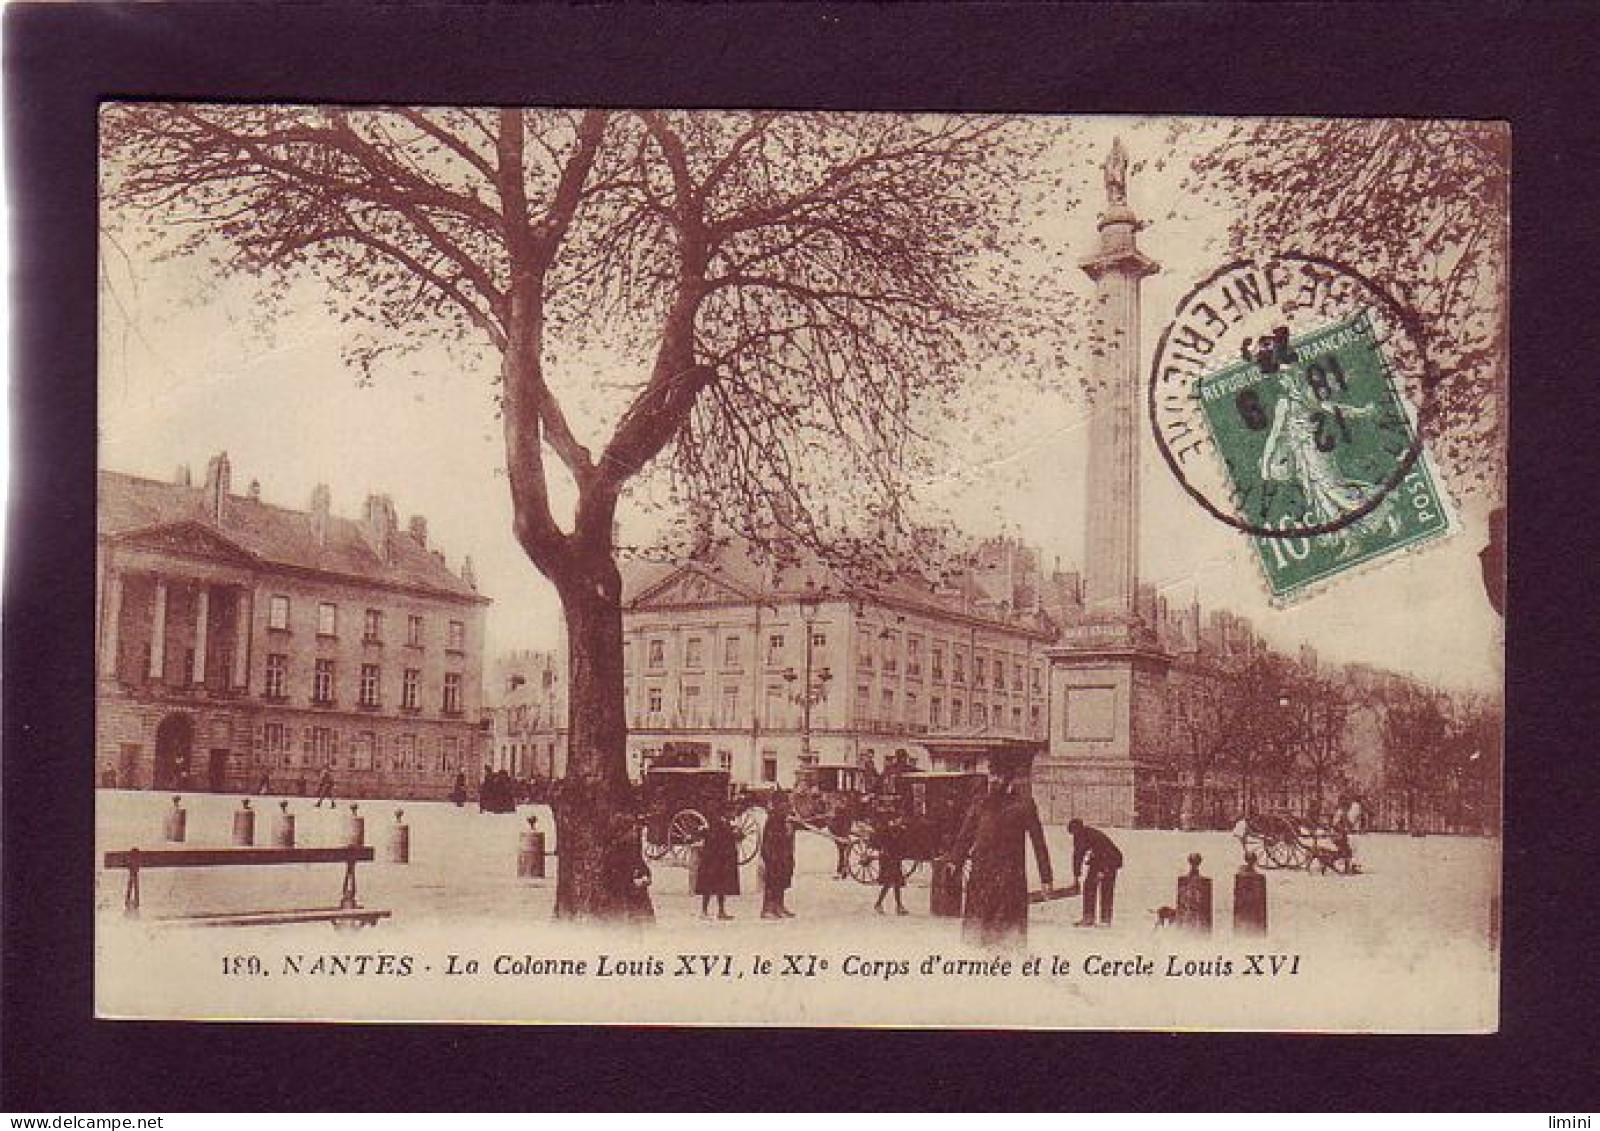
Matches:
[[694, 804, 741, 920], [600, 813, 654, 924], [1066, 818, 1123, 927], [946, 769, 1053, 946], [860, 752, 881, 796], [313, 767, 336, 808], [1331, 796, 1362, 873], [256, 770, 271, 796], [760, 793, 799, 919], [452, 770, 468, 807], [828, 795, 855, 880], [872, 814, 909, 915]]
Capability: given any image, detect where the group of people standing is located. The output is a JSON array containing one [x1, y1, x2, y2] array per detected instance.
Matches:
[[691, 791, 802, 920]]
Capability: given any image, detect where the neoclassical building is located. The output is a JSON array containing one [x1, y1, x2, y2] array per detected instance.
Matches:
[[96, 453, 490, 799], [619, 538, 1055, 788]]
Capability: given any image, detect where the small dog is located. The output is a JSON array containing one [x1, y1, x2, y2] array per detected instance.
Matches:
[[1153, 906, 1177, 929]]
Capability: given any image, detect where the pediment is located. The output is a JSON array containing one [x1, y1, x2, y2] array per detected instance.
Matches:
[[111, 521, 259, 566], [631, 564, 756, 609]]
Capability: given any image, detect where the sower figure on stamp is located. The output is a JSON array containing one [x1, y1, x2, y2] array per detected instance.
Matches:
[[694, 803, 741, 920], [946, 767, 1053, 947], [1067, 818, 1123, 928], [760, 792, 799, 919]]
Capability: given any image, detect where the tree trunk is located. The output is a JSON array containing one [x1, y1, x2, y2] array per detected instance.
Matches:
[[550, 555, 652, 922]]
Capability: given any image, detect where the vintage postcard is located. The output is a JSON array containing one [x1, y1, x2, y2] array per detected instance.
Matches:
[[94, 106, 1506, 1030]]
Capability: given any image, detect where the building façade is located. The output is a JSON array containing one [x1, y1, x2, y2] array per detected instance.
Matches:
[[96, 454, 489, 800]]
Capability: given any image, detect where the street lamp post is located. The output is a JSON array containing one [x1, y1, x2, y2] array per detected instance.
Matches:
[[784, 595, 833, 771]]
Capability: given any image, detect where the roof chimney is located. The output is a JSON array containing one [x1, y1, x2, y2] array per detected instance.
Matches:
[[174, 463, 192, 487], [248, 479, 261, 501], [362, 493, 398, 562], [310, 483, 332, 546], [203, 451, 232, 524], [461, 555, 477, 591], [408, 515, 428, 548]]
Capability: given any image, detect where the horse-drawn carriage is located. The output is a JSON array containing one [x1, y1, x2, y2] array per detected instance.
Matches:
[[639, 766, 764, 868], [790, 763, 862, 825], [1236, 811, 1359, 874], [842, 770, 985, 885]]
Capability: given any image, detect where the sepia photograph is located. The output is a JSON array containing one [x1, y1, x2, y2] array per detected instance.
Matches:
[[92, 104, 1506, 1030]]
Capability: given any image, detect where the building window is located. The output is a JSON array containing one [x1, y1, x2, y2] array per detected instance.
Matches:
[[447, 620, 465, 652], [717, 749, 733, 771], [308, 726, 335, 766], [721, 685, 739, 725], [268, 595, 290, 632], [685, 637, 704, 669], [442, 736, 461, 773], [395, 733, 416, 771], [1032, 666, 1044, 694], [723, 636, 742, 668], [264, 654, 288, 699], [1030, 704, 1042, 733], [881, 632, 898, 673], [363, 608, 383, 643], [974, 651, 986, 688], [648, 639, 665, 670], [952, 699, 963, 727], [858, 642, 874, 670], [974, 703, 987, 727], [1013, 662, 1024, 692], [761, 753, 779, 783], [401, 668, 420, 711], [1012, 706, 1023, 731], [766, 634, 785, 667], [953, 651, 965, 685], [648, 687, 663, 715], [263, 722, 287, 765], [907, 690, 919, 723], [932, 647, 945, 681], [443, 672, 462, 714], [931, 697, 943, 728], [881, 687, 895, 719], [856, 684, 870, 723], [907, 636, 922, 677], [994, 659, 1005, 689], [623, 641, 633, 672], [352, 730, 375, 771], [682, 684, 702, 725], [359, 664, 381, 708], [407, 614, 424, 647], [313, 659, 336, 704], [811, 631, 826, 653], [765, 684, 784, 728], [317, 602, 338, 637]]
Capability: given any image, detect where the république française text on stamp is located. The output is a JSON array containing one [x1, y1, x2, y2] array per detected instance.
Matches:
[[1194, 311, 1451, 600]]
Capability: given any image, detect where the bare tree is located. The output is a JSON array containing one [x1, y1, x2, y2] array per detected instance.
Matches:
[[1216, 652, 1299, 817], [1290, 672, 1353, 821], [1171, 676, 1227, 830], [1185, 119, 1510, 492], [101, 105, 1064, 919], [1379, 682, 1452, 833]]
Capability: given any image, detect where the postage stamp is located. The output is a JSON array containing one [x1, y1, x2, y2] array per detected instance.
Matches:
[[1194, 311, 1453, 601]]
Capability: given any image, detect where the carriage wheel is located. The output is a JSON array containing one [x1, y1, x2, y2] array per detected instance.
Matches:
[[667, 808, 708, 868], [733, 807, 764, 865], [1239, 827, 1274, 869], [845, 839, 878, 885]]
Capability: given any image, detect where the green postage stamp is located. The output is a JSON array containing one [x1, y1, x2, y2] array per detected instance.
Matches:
[[1195, 311, 1453, 601]]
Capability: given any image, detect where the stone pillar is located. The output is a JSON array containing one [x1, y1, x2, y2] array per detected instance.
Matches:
[[149, 579, 168, 680], [231, 587, 251, 689], [100, 573, 124, 677], [1079, 137, 1159, 622], [193, 586, 210, 686]]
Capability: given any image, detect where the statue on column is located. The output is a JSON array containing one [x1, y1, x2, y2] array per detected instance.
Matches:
[[1104, 137, 1129, 207]]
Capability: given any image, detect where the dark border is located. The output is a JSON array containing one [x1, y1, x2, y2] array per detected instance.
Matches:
[[6, 0, 1600, 1113]]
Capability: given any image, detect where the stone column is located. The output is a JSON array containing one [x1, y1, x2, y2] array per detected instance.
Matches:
[[100, 573, 124, 677], [193, 586, 210, 686], [1079, 137, 1159, 622], [149, 579, 168, 680], [231, 587, 251, 689]]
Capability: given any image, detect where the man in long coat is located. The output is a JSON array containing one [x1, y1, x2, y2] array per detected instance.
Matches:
[[947, 771, 1053, 947], [760, 792, 799, 918]]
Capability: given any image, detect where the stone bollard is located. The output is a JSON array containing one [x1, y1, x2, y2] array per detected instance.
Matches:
[[231, 799, 257, 846], [272, 800, 296, 848], [930, 857, 965, 917], [162, 795, 187, 843], [385, 809, 411, 864], [1176, 852, 1213, 934], [518, 816, 547, 879], [344, 803, 366, 848], [1233, 851, 1268, 937]]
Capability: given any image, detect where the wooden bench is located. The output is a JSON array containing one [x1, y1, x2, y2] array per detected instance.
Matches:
[[103, 845, 392, 929]]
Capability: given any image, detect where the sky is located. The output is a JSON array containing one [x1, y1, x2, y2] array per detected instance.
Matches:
[[98, 112, 1504, 693]]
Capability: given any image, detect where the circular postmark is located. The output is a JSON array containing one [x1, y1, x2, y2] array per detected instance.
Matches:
[[1148, 252, 1439, 544]]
